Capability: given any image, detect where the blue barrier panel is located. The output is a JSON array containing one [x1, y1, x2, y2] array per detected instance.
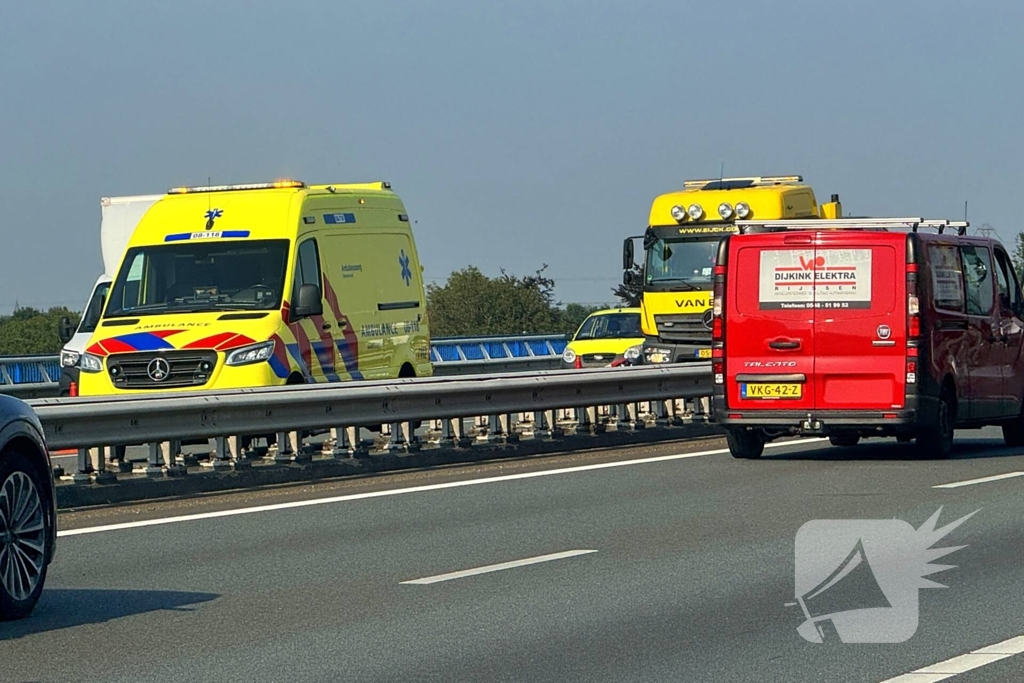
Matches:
[[504, 341, 529, 358], [9, 363, 47, 384], [550, 339, 568, 354], [527, 341, 552, 356], [433, 344, 462, 362], [483, 342, 508, 359], [459, 344, 486, 361]]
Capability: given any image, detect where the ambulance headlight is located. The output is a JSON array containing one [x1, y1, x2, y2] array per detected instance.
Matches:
[[735, 202, 751, 219], [718, 202, 734, 220], [61, 349, 81, 368], [688, 204, 704, 220], [562, 348, 577, 364], [670, 205, 687, 222], [225, 340, 276, 366], [80, 353, 103, 373]]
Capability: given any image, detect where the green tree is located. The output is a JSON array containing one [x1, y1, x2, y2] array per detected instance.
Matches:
[[426, 264, 574, 337], [1013, 232, 1024, 282], [559, 302, 605, 336], [0, 306, 81, 355], [612, 263, 644, 307]]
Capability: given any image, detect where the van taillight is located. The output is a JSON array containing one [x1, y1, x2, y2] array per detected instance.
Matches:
[[713, 360, 724, 384], [907, 265, 920, 340], [712, 265, 726, 343], [906, 262, 919, 388]]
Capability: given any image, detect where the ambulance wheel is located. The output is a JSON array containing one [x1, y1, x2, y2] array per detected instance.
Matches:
[[726, 428, 764, 459], [918, 388, 955, 459], [828, 434, 860, 448]]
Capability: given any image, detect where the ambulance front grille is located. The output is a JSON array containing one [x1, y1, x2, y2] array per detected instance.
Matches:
[[106, 350, 218, 389]]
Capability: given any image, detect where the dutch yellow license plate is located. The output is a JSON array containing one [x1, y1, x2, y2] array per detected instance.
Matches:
[[695, 348, 712, 359], [741, 383, 802, 399]]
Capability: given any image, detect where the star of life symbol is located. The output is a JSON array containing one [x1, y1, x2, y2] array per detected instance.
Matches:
[[791, 507, 977, 643], [205, 208, 223, 229], [399, 250, 412, 286]]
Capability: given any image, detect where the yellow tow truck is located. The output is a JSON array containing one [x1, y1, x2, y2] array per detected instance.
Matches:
[[622, 175, 842, 365]]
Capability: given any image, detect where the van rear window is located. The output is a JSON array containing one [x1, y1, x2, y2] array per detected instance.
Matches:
[[757, 249, 872, 310], [928, 244, 965, 312]]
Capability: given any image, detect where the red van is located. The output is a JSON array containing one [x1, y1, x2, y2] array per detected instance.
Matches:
[[710, 217, 1024, 459]]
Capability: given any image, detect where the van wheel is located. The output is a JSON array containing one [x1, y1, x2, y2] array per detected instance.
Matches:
[[829, 434, 860, 447], [726, 429, 764, 459], [1001, 405, 1024, 447], [917, 389, 955, 459]]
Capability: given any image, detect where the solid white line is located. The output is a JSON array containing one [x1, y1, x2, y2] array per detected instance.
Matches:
[[878, 633, 1024, 682], [933, 471, 1024, 489], [400, 549, 597, 585], [57, 437, 827, 538]]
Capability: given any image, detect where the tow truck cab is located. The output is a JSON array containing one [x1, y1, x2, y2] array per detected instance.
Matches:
[[710, 217, 1024, 459], [623, 176, 841, 366]]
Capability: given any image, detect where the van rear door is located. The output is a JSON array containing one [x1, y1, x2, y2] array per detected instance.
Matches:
[[726, 233, 817, 412], [811, 232, 906, 411]]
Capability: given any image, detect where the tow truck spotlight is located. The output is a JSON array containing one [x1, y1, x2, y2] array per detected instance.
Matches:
[[670, 205, 687, 222], [688, 204, 704, 220], [718, 202, 734, 220], [735, 202, 751, 219]]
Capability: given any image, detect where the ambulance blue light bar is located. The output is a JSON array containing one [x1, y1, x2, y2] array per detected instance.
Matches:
[[168, 180, 306, 194]]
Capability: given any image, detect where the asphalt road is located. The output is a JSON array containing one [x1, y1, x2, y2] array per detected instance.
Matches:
[[3, 429, 1024, 682]]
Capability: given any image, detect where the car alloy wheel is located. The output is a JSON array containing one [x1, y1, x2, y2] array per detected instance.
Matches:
[[0, 471, 46, 602]]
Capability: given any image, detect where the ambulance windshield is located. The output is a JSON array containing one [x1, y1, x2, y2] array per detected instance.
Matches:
[[104, 239, 290, 317]]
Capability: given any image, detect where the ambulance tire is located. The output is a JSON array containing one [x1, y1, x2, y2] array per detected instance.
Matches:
[[917, 388, 955, 459], [726, 428, 764, 459]]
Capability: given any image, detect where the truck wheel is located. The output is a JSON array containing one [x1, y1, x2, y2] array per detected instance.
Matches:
[[726, 429, 764, 459], [917, 389, 955, 459], [829, 434, 860, 448], [0, 453, 51, 621]]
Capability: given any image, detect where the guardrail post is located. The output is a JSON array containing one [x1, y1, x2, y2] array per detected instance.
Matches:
[[146, 442, 165, 477], [165, 440, 185, 476], [292, 430, 313, 463], [326, 426, 353, 458], [94, 446, 116, 484], [403, 422, 421, 452], [531, 410, 553, 440], [456, 417, 473, 448], [501, 413, 519, 443], [274, 431, 294, 463], [484, 414, 504, 444], [211, 437, 234, 470], [382, 422, 405, 452], [435, 418, 455, 448], [72, 448, 92, 484]]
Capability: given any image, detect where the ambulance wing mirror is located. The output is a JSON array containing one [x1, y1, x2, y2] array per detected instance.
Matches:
[[293, 283, 323, 318], [57, 317, 75, 344]]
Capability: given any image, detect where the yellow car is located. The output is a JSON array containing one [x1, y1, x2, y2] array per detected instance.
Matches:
[[561, 308, 644, 368]]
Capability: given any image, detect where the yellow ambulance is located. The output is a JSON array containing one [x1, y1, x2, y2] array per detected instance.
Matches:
[[77, 180, 432, 395]]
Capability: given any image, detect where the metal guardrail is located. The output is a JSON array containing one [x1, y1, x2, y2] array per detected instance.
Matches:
[[0, 334, 571, 396], [0, 355, 62, 398], [29, 364, 712, 482]]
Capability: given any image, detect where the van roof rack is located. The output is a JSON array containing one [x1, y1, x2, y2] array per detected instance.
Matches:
[[735, 217, 970, 236], [682, 175, 803, 190]]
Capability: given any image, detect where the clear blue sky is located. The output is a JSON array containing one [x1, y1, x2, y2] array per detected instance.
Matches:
[[2, 0, 1021, 313]]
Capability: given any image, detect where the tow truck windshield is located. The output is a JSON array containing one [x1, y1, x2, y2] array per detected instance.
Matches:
[[104, 239, 290, 317], [645, 238, 718, 289]]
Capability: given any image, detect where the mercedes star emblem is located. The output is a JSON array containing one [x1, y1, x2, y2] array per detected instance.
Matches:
[[702, 309, 715, 330], [147, 357, 171, 382]]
